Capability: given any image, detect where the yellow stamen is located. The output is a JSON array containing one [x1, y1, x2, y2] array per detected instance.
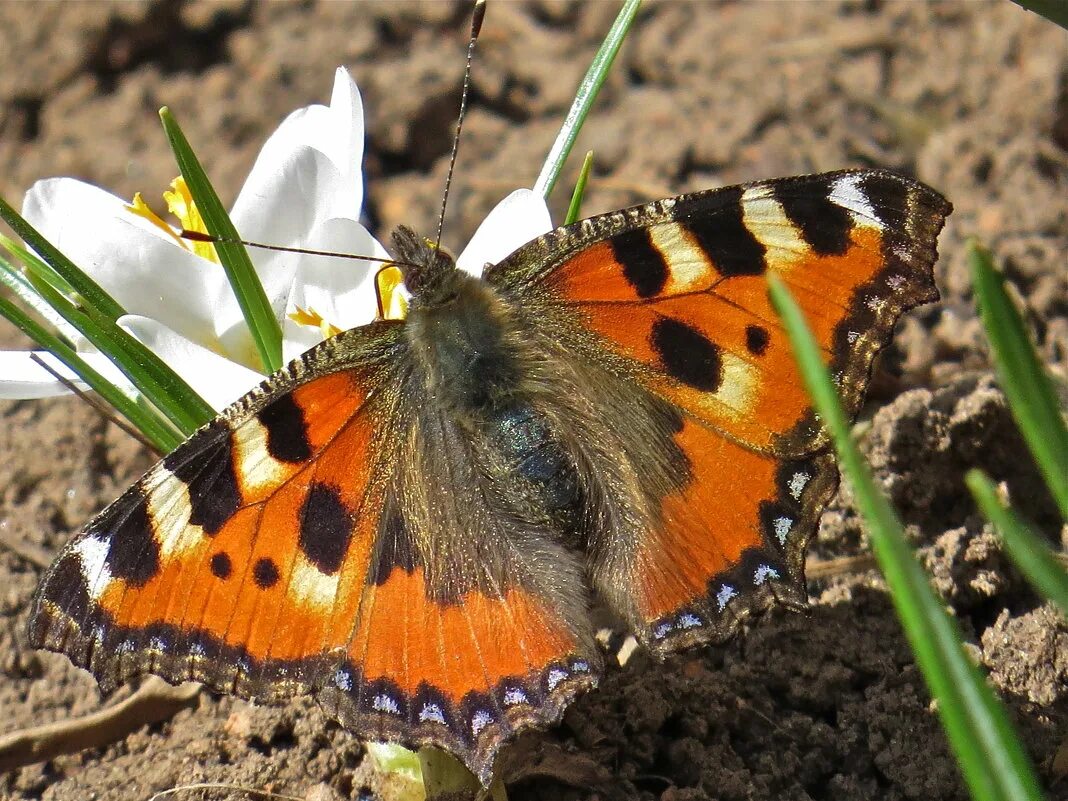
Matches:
[[289, 306, 343, 339], [124, 176, 219, 263], [125, 192, 187, 248], [375, 266, 409, 321], [163, 177, 218, 263]]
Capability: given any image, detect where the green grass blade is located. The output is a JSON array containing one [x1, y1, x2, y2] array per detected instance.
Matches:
[[0, 293, 182, 453], [0, 204, 215, 432], [0, 250, 82, 345], [159, 107, 283, 374], [966, 469, 1068, 613], [1011, 0, 1068, 30], [532, 0, 642, 200], [0, 194, 126, 321], [969, 240, 1068, 520], [563, 151, 595, 226], [20, 268, 213, 435], [768, 274, 1044, 801]]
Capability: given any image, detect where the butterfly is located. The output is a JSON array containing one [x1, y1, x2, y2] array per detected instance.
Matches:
[[28, 168, 950, 784]]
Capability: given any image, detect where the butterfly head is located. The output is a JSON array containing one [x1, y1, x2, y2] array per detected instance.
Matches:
[[391, 225, 457, 303]]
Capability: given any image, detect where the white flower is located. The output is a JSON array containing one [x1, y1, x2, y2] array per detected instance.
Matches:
[[2, 67, 553, 412]]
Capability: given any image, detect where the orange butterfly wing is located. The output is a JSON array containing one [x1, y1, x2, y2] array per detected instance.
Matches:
[[488, 169, 950, 650], [28, 321, 594, 784]]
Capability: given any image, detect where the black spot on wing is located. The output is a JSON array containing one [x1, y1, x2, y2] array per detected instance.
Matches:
[[676, 186, 766, 276], [745, 324, 770, 356], [298, 482, 353, 575], [103, 499, 160, 587], [370, 506, 420, 585], [210, 551, 232, 579], [773, 184, 853, 256], [651, 317, 723, 392], [611, 228, 668, 298], [253, 557, 280, 589], [257, 394, 312, 463], [163, 422, 241, 536], [858, 172, 908, 231]]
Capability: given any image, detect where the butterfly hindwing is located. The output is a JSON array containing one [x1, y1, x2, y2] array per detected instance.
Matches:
[[488, 169, 950, 652]]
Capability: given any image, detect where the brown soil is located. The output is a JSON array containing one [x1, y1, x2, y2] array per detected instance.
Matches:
[[1, 2, 1066, 800]]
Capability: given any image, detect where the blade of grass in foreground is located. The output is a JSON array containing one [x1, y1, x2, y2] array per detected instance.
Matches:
[[969, 240, 1068, 520], [0, 209, 214, 436], [159, 107, 283, 375], [563, 151, 595, 226], [0, 293, 182, 453], [533, 0, 642, 200], [1011, 0, 1068, 30], [768, 274, 1044, 801], [966, 469, 1068, 613], [0, 195, 126, 321]]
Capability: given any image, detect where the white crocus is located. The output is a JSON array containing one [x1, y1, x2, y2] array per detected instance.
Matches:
[[1, 67, 553, 412]]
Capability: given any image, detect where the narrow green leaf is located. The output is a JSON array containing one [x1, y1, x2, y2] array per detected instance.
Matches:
[[564, 151, 595, 226], [0, 201, 215, 433], [533, 0, 642, 200], [1011, 0, 1068, 30], [0, 249, 82, 345], [969, 240, 1068, 520], [20, 268, 213, 435], [0, 195, 127, 321], [769, 274, 1044, 801], [159, 107, 283, 374], [967, 469, 1068, 613], [0, 294, 181, 453]]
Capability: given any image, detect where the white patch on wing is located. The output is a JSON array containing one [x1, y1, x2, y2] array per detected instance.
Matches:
[[470, 709, 493, 736], [753, 564, 780, 585], [741, 185, 807, 265], [289, 556, 340, 609], [678, 351, 759, 421], [372, 694, 401, 715], [788, 471, 811, 500], [716, 584, 737, 610], [233, 418, 290, 492], [651, 222, 713, 293], [503, 687, 528, 706], [73, 535, 112, 600], [419, 703, 446, 725], [144, 466, 201, 559], [774, 516, 793, 544], [829, 173, 881, 230]]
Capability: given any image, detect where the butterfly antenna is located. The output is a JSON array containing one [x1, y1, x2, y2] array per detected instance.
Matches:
[[179, 230, 416, 270], [433, 0, 487, 254], [29, 353, 162, 455]]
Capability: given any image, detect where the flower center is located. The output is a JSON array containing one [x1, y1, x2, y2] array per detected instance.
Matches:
[[125, 176, 219, 264], [289, 306, 343, 339]]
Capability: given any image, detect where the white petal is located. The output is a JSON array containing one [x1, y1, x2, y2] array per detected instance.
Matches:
[[22, 178, 225, 350], [280, 218, 389, 362], [220, 146, 355, 365], [232, 68, 364, 229], [455, 189, 554, 276], [0, 350, 133, 399], [119, 316, 263, 411]]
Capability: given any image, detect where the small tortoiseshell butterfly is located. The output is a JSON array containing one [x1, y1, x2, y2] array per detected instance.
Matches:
[[28, 168, 950, 783]]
